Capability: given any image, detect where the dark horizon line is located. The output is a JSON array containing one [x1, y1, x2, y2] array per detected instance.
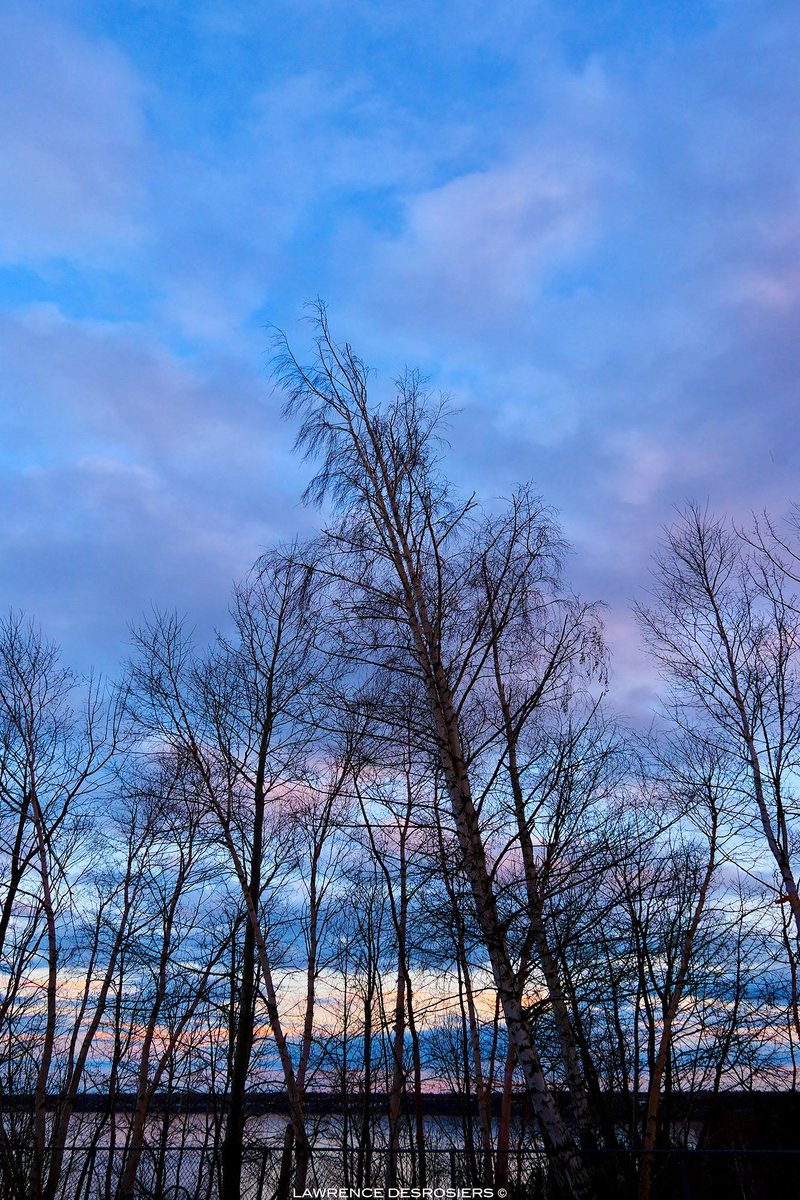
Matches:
[[4, 1089, 800, 1115]]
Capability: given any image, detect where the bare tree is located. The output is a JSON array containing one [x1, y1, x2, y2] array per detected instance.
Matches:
[[128, 548, 346, 1197], [627, 749, 722, 1200], [116, 756, 230, 1200], [637, 507, 800, 940], [274, 306, 611, 1197], [0, 614, 122, 1200]]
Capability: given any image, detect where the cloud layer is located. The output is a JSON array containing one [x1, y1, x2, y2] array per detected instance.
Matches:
[[1, 0, 798, 713]]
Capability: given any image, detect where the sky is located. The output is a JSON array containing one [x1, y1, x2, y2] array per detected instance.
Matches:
[[1, 0, 798, 715]]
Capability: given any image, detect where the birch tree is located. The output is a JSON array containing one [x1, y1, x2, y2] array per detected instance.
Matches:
[[275, 306, 608, 1198]]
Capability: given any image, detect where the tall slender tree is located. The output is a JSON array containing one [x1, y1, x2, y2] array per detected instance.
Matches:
[[275, 306, 608, 1197]]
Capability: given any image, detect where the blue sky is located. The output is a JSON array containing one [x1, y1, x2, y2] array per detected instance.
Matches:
[[2, 0, 798, 713]]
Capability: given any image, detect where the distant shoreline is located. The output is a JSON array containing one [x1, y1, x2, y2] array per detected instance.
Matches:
[[4, 1089, 800, 1120]]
